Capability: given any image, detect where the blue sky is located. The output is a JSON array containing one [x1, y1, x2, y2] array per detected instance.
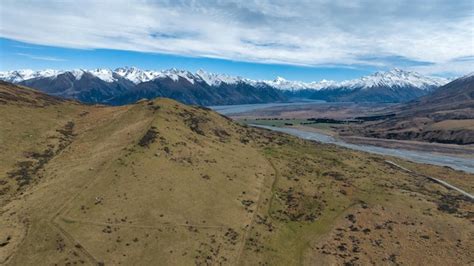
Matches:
[[0, 0, 472, 81], [0, 38, 375, 81]]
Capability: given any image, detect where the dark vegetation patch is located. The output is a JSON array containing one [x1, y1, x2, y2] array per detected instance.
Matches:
[[78, 111, 89, 117], [437, 202, 458, 214], [245, 236, 265, 253], [56, 235, 66, 252], [236, 127, 260, 145], [213, 128, 231, 142], [179, 109, 211, 135], [193, 105, 213, 111], [307, 118, 348, 124], [218, 113, 234, 122], [284, 157, 319, 178], [355, 113, 396, 121], [323, 171, 346, 181], [272, 188, 324, 222], [194, 233, 229, 265], [224, 228, 239, 245], [138, 126, 158, 148], [147, 101, 161, 112], [239, 137, 250, 144], [435, 194, 472, 217], [316, 214, 398, 265], [241, 199, 255, 213], [0, 236, 11, 247], [7, 161, 39, 187], [0, 181, 9, 196], [255, 215, 275, 232], [56, 121, 75, 149], [7, 121, 75, 188], [398, 174, 472, 218]]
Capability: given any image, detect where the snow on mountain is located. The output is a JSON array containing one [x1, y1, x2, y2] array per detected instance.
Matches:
[[0, 68, 118, 83], [264, 77, 303, 90], [115, 67, 161, 84], [337, 68, 449, 91], [156, 68, 197, 84], [262, 69, 450, 91], [459, 72, 474, 80], [87, 68, 116, 83], [0, 69, 62, 83], [196, 69, 245, 86], [0, 67, 250, 87], [263, 77, 339, 91], [0, 67, 451, 91], [70, 69, 85, 80]]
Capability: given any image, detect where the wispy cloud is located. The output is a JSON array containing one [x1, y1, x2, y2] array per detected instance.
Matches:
[[13, 44, 42, 50], [408, 57, 474, 77], [1, 0, 472, 75], [16, 53, 66, 62]]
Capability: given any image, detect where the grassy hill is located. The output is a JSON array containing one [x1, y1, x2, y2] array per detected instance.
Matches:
[[0, 81, 473, 265]]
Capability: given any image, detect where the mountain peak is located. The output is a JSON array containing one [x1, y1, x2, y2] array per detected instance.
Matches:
[[195, 70, 244, 86], [274, 76, 287, 82], [114, 66, 140, 72], [350, 69, 450, 90], [390, 67, 405, 73], [0, 69, 63, 83]]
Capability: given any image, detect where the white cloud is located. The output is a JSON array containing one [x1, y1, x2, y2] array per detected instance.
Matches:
[[1, 0, 472, 75]]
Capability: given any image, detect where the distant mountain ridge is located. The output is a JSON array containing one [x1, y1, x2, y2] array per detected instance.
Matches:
[[0, 67, 255, 88], [345, 73, 474, 144], [0, 67, 451, 105], [282, 69, 450, 103], [265, 68, 449, 91]]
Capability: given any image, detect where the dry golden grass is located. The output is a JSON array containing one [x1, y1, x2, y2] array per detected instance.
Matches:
[[0, 82, 473, 265], [429, 119, 474, 130]]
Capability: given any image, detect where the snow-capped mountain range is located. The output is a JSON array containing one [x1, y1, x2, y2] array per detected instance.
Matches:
[[0, 67, 250, 87], [265, 69, 450, 91], [0, 67, 452, 105], [0, 67, 449, 91]]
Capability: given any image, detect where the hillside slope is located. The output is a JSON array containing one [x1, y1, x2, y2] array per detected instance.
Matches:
[[343, 75, 474, 144], [0, 82, 473, 265], [416, 73, 474, 106]]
